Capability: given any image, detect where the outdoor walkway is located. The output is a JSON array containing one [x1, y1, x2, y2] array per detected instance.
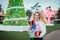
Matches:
[[44, 30, 60, 40]]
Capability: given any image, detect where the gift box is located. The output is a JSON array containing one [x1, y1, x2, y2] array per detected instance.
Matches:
[[34, 31, 42, 36], [29, 21, 36, 32], [29, 20, 35, 25]]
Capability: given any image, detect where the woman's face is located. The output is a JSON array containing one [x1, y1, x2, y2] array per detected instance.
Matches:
[[34, 13, 40, 20]]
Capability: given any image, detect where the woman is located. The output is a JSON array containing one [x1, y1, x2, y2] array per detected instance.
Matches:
[[28, 12, 47, 40]]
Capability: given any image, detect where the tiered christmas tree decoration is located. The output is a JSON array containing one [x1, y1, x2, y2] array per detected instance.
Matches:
[[3, 0, 28, 26]]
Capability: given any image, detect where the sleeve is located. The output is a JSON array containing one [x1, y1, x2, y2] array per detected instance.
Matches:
[[39, 23, 46, 38]]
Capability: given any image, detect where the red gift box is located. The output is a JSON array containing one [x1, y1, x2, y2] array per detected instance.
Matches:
[[29, 20, 35, 25], [34, 31, 42, 36]]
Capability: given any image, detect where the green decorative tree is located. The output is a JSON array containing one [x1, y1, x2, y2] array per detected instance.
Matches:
[[3, 0, 28, 26], [26, 10, 32, 18], [55, 8, 60, 23], [57, 8, 60, 19]]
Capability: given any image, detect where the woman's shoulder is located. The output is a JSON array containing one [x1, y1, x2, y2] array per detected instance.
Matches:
[[38, 20, 46, 26]]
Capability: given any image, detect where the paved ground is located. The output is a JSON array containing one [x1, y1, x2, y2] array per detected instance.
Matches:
[[44, 30, 60, 40]]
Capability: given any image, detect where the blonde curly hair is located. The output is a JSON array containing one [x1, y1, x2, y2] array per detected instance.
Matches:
[[30, 12, 47, 24]]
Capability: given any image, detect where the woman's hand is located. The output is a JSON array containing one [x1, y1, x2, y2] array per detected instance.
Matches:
[[28, 26, 32, 31], [28, 28, 31, 31]]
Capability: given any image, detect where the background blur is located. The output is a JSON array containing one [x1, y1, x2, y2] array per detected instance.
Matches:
[[0, 0, 60, 40]]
